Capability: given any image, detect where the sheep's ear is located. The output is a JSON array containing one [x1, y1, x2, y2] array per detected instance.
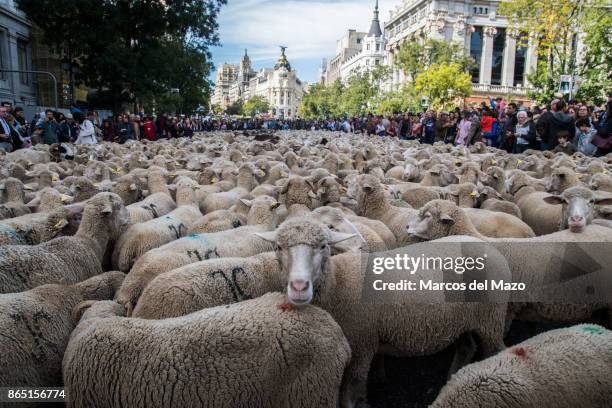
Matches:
[[270, 201, 281, 210], [439, 214, 455, 224], [305, 178, 316, 191], [308, 190, 317, 199], [429, 169, 441, 176], [53, 218, 69, 231], [280, 179, 290, 195], [72, 300, 97, 325], [328, 231, 358, 245], [26, 197, 40, 208], [469, 190, 479, 198], [255, 231, 277, 243], [543, 195, 564, 205], [240, 198, 253, 207], [594, 197, 612, 206], [129, 183, 137, 191]]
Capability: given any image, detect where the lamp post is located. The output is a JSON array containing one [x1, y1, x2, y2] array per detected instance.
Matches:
[[61, 55, 81, 106]]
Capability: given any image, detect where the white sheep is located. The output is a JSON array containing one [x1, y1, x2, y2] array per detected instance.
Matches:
[[431, 325, 612, 408], [64, 293, 351, 408]]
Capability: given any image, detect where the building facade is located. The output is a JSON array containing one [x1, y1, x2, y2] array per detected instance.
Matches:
[[385, 0, 538, 102], [213, 47, 306, 119], [0, 0, 37, 112], [321, 1, 387, 86], [211, 63, 239, 110]]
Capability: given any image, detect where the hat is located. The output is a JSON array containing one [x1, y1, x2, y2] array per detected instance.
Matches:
[[65, 113, 73, 119]]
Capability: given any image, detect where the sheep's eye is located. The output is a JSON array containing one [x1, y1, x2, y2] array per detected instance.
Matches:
[[276, 245, 282, 251], [327, 224, 335, 230]]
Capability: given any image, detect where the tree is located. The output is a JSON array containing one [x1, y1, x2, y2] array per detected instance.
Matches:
[[395, 39, 475, 81], [299, 80, 345, 119], [414, 63, 472, 110], [209, 104, 222, 115], [499, 0, 611, 104], [17, 0, 226, 113], [225, 100, 243, 116], [243, 96, 270, 117], [340, 65, 391, 117], [373, 86, 422, 115]]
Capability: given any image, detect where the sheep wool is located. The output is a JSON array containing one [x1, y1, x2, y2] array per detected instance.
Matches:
[[431, 325, 612, 408], [0, 272, 125, 389], [64, 293, 351, 408]]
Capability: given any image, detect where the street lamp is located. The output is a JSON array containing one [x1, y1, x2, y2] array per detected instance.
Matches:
[[61, 56, 80, 106]]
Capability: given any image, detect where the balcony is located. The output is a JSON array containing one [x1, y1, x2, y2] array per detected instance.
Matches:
[[471, 83, 533, 96]]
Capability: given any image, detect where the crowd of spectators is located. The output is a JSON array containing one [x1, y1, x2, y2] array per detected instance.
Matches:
[[0, 95, 610, 158]]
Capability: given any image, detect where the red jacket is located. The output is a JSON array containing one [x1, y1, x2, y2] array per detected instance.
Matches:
[[143, 121, 156, 141], [481, 116, 496, 134]]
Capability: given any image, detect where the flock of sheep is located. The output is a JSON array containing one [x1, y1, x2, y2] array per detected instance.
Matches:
[[0, 130, 611, 407]]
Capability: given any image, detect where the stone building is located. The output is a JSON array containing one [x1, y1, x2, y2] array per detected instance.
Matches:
[[321, 0, 387, 86], [213, 47, 306, 119], [0, 0, 37, 112], [211, 63, 239, 110], [384, 0, 538, 103]]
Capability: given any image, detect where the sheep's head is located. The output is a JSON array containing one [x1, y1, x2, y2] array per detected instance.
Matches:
[[407, 200, 464, 241], [316, 176, 343, 204], [111, 175, 143, 205], [482, 166, 505, 191], [543, 187, 612, 233], [447, 183, 480, 208], [256, 218, 356, 306], [311, 207, 365, 253], [84, 192, 129, 239], [589, 173, 611, 192], [41, 204, 84, 241], [403, 159, 421, 181], [279, 176, 317, 209], [71, 177, 99, 202], [354, 174, 384, 215], [1, 177, 25, 202], [425, 164, 458, 186], [547, 167, 577, 194]]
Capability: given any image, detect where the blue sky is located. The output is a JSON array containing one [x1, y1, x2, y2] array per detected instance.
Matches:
[[210, 0, 396, 84]]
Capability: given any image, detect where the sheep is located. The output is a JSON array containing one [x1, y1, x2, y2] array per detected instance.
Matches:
[[401, 186, 446, 209], [0, 204, 82, 246], [115, 195, 279, 314], [279, 175, 318, 210], [254, 218, 509, 408], [463, 208, 535, 238], [481, 165, 506, 194], [547, 166, 583, 194], [430, 325, 612, 408], [0, 272, 125, 388], [0, 193, 128, 294], [110, 174, 143, 205], [124, 169, 176, 224], [70, 177, 100, 202], [315, 176, 344, 206], [508, 171, 562, 235], [353, 174, 417, 246], [590, 172, 612, 193], [187, 209, 246, 234], [202, 163, 262, 213], [25, 187, 73, 213], [542, 186, 612, 233], [456, 162, 482, 184], [112, 177, 203, 272], [0, 178, 30, 220], [420, 164, 459, 187], [64, 293, 351, 408], [479, 189, 522, 219]]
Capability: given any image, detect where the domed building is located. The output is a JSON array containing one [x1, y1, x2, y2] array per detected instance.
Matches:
[[213, 47, 306, 119]]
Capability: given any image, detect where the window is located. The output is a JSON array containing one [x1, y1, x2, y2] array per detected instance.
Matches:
[[514, 33, 528, 86], [18, 40, 29, 85], [357, 39, 361, 44], [375, 59, 380, 65], [0, 32, 5, 81], [491, 28, 506, 85], [376, 43, 380, 51], [366, 60, 370, 66], [469, 26, 483, 82], [367, 44, 371, 51]]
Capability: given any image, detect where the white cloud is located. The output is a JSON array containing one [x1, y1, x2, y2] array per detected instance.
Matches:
[[215, 0, 396, 65]]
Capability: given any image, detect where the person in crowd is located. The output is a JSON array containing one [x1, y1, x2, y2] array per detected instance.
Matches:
[[116, 114, 135, 143], [0, 105, 14, 152], [553, 130, 577, 155], [537, 99, 576, 151], [33, 109, 59, 145], [143, 116, 157, 141], [74, 111, 97, 145], [480, 110, 497, 146], [421, 110, 436, 144], [455, 111, 472, 145], [444, 112, 458, 144], [57, 113, 72, 143], [375, 118, 386, 137], [500, 103, 518, 152], [4, 114, 24, 151], [512, 110, 537, 153], [102, 119, 116, 142], [434, 112, 449, 143], [592, 100, 612, 157], [574, 117, 598, 156], [131, 115, 141, 141]]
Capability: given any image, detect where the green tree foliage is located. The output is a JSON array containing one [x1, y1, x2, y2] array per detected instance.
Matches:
[[225, 100, 244, 116], [300, 66, 391, 119], [209, 104, 222, 115], [499, 0, 611, 104], [373, 86, 422, 115], [243, 96, 271, 117], [414, 63, 472, 110], [395, 39, 475, 80], [17, 0, 226, 112]]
